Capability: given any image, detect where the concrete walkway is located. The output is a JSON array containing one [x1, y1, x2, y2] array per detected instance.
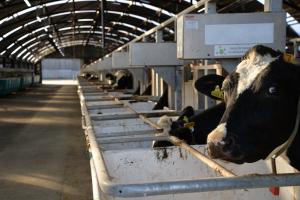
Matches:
[[0, 84, 92, 200]]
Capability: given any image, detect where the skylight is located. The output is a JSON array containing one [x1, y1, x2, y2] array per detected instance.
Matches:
[[257, 0, 300, 36], [287, 13, 300, 36]]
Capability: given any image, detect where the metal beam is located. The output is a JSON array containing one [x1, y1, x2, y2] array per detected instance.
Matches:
[[101, 0, 106, 48]]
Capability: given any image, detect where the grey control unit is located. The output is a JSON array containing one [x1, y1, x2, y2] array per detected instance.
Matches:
[[177, 12, 286, 59]]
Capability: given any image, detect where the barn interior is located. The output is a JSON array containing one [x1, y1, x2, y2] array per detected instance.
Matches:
[[0, 0, 300, 200]]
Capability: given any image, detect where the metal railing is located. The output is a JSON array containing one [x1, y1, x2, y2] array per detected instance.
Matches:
[[78, 79, 300, 199]]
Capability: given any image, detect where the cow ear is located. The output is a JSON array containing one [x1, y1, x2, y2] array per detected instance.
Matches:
[[194, 74, 225, 101]]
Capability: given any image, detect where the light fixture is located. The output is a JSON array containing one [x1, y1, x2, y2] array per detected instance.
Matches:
[[23, 0, 31, 7]]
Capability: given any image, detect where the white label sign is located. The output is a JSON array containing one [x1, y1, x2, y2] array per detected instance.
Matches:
[[185, 20, 198, 30], [205, 23, 274, 45], [214, 44, 255, 57]]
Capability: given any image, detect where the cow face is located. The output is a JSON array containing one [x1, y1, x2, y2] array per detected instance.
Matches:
[[207, 45, 300, 164]]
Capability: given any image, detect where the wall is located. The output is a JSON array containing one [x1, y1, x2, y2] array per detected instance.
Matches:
[[42, 58, 82, 80]]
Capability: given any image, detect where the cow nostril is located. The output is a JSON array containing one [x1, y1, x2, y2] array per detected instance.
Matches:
[[226, 137, 234, 146], [207, 142, 222, 159], [222, 137, 235, 152]]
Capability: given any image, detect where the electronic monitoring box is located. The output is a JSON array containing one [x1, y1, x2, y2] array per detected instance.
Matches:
[[177, 12, 286, 59]]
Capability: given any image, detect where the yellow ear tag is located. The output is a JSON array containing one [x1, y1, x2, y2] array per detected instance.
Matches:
[[283, 53, 295, 63], [211, 85, 224, 99], [183, 116, 189, 123], [184, 122, 195, 129]]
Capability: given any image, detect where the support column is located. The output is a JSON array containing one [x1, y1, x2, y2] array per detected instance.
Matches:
[[155, 72, 160, 96], [205, 1, 216, 14], [203, 1, 217, 110], [159, 77, 164, 96], [293, 41, 298, 59], [193, 69, 203, 110], [151, 68, 156, 96], [175, 67, 183, 110], [155, 30, 163, 43], [264, 0, 282, 12], [168, 85, 175, 109]]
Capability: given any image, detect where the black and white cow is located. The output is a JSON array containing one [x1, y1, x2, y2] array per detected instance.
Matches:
[[206, 45, 300, 170], [152, 88, 169, 110], [153, 103, 225, 147], [83, 73, 98, 80], [105, 70, 133, 89]]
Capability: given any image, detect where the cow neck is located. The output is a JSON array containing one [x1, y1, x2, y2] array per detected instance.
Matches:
[[266, 96, 300, 160]]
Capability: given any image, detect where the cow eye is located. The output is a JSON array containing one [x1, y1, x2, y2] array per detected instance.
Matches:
[[268, 86, 279, 95]]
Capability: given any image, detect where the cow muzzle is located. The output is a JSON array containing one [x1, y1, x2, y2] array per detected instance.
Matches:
[[207, 124, 244, 163], [207, 138, 244, 163]]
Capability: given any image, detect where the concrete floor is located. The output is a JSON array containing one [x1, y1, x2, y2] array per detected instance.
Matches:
[[0, 84, 92, 200]]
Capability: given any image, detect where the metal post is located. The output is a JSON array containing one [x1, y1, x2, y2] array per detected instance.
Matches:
[[155, 72, 160, 96], [264, 0, 282, 12], [293, 41, 298, 59], [203, 1, 217, 109], [168, 85, 175, 109], [101, 0, 106, 48], [155, 30, 163, 43], [174, 21, 177, 42], [151, 68, 156, 96], [175, 67, 183, 110], [160, 77, 164, 96], [205, 1, 216, 14], [203, 61, 216, 109], [193, 68, 204, 110]]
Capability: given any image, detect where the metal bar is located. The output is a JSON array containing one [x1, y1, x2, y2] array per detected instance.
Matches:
[[79, 78, 300, 198], [106, 173, 300, 197], [121, 93, 235, 178], [97, 134, 168, 144], [90, 113, 137, 121], [101, 0, 105, 48], [85, 104, 124, 109], [95, 128, 162, 138], [90, 157, 101, 200], [123, 95, 235, 177]]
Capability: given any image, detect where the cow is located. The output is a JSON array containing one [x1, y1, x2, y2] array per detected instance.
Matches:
[[205, 45, 300, 171], [152, 88, 169, 110], [153, 103, 225, 147], [142, 83, 152, 96], [83, 73, 98, 81], [105, 70, 133, 89], [133, 83, 153, 95]]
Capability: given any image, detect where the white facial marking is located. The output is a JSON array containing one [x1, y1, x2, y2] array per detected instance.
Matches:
[[207, 123, 227, 145], [157, 115, 172, 134], [236, 51, 278, 97], [115, 70, 127, 82]]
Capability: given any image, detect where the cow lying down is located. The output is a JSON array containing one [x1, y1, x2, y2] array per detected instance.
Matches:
[[154, 45, 300, 171]]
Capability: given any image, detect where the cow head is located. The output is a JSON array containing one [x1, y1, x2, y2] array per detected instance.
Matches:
[[206, 45, 300, 164]]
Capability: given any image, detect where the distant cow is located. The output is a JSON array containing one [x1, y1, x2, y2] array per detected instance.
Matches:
[[206, 45, 300, 170], [152, 88, 169, 110], [84, 73, 98, 80], [105, 70, 133, 89]]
